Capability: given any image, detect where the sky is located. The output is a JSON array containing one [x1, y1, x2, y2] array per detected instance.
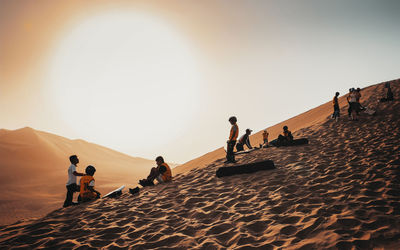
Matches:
[[1, 0, 399, 164]]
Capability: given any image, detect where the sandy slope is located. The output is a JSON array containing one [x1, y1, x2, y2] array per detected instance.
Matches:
[[0, 128, 163, 225], [174, 80, 397, 175], [0, 80, 398, 249]]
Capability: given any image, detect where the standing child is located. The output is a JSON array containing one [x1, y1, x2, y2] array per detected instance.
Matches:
[[226, 116, 238, 163], [262, 130, 269, 147], [63, 155, 84, 208], [79, 165, 101, 203], [332, 92, 340, 122]]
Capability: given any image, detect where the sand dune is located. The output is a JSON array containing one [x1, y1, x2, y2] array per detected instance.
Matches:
[[0, 79, 398, 248], [0, 128, 169, 225], [174, 79, 398, 175]]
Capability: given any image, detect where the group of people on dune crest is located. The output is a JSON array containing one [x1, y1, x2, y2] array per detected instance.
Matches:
[[332, 82, 394, 122]]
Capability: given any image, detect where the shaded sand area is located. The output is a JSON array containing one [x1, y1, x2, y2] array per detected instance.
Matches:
[[0, 80, 399, 249], [0, 128, 174, 225]]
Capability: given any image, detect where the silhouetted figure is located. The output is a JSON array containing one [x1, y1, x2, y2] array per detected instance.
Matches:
[[225, 116, 238, 163], [347, 88, 358, 121], [236, 128, 253, 152], [332, 92, 340, 122], [276, 126, 293, 146], [63, 155, 84, 208], [380, 82, 394, 102]]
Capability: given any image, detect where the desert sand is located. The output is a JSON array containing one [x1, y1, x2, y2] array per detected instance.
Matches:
[[0, 128, 171, 225], [0, 79, 399, 249]]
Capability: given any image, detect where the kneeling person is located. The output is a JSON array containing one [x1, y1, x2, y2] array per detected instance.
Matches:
[[79, 165, 101, 203], [236, 129, 253, 152]]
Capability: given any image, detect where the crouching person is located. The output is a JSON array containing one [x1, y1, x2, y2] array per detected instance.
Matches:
[[78, 165, 101, 203]]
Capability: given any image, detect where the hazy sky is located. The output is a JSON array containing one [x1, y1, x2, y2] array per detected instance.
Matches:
[[1, 0, 399, 163]]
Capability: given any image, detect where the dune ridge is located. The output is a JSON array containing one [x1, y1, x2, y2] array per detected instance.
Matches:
[[0, 79, 399, 249], [174, 79, 397, 175]]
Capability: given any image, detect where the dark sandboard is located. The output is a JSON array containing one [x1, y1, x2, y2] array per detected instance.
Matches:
[[216, 159, 275, 178], [235, 147, 260, 155], [270, 138, 309, 147], [103, 185, 125, 198], [291, 138, 309, 145]]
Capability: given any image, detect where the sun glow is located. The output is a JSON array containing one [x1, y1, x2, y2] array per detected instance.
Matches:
[[46, 11, 202, 157]]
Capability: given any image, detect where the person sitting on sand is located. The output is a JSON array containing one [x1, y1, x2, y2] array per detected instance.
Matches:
[[236, 128, 253, 152], [262, 130, 269, 147], [276, 126, 293, 146], [225, 116, 238, 163], [63, 155, 85, 208], [332, 92, 340, 122], [138, 156, 172, 187], [380, 82, 394, 102], [78, 165, 101, 203]]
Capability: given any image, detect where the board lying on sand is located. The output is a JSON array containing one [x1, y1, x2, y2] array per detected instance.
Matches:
[[270, 138, 309, 147], [103, 185, 125, 198], [216, 159, 275, 178], [363, 107, 376, 115], [235, 147, 260, 155]]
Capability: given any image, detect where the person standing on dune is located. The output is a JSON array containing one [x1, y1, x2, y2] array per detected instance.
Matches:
[[63, 155, 84, 207], [262, 130, 269, 147], [332, 92, 340, 122], [225, 116, 238, 163], [347, 88, 359, 121]]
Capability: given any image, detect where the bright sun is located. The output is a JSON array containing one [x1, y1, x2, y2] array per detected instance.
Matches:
[[47, 11, 202, 157]]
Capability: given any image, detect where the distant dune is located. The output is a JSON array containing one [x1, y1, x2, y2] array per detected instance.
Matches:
[[0, 128, 169, 225], [0, 79, 399, 249]]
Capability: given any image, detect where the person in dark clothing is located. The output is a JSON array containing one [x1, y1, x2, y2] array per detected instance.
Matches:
[[332, 92, 340, 122], [380, 82, 394, 102], [63, 155, 84, 208], [225, 116, 238, 163], [236, 128, 253, 152], [276, 126, 293, 146], [347, 88, 354, 118]]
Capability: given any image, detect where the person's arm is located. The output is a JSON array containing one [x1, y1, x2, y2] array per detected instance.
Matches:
[[246, 138, 252, 149], [288, 132, 294, 141], [73, 171, 85, 176], [88, 180, 101, 196]]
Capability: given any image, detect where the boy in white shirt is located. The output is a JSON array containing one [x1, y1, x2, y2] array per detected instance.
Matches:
[[63, 155, 84, 207]]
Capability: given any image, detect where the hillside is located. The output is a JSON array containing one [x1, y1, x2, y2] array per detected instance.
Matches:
[[0, 128, 164, 225], [0, 79, 398, 248], [174, 79, 398, 175]]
